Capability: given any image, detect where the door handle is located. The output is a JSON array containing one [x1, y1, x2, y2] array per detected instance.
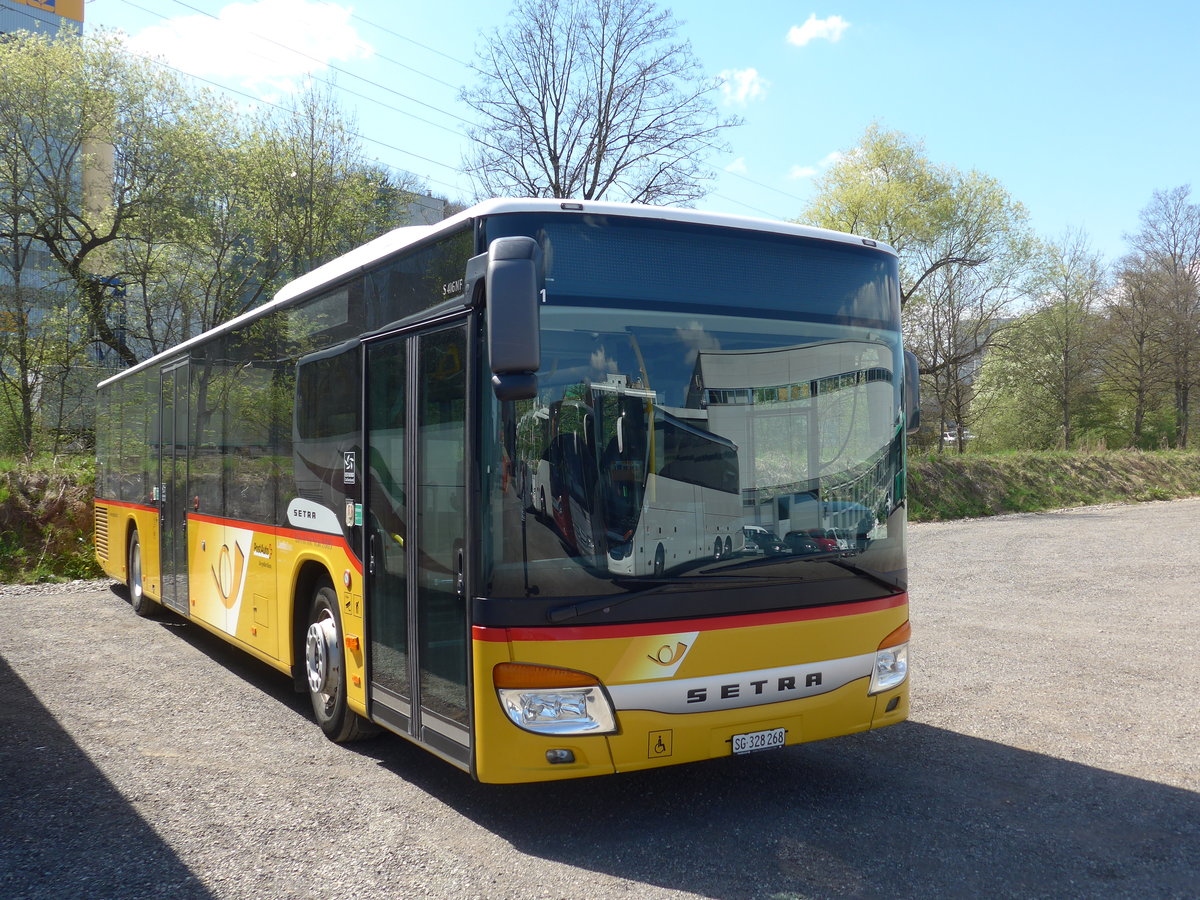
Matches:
[[455, 547, 464, 596]]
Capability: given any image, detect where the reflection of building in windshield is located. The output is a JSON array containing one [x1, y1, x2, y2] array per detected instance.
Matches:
[[687, 340, 898, 547]]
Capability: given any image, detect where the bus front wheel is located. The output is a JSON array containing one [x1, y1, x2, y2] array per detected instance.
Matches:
[[653, 544, 665, 577], [127, 530, 160, 618], [304, 582, 374, 742]]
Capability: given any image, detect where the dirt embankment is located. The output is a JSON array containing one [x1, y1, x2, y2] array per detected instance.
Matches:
[[908, 450, 1200, 521], [0, 468, 99, 583]]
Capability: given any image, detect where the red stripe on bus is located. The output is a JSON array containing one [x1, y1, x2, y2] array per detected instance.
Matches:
[[472, 594, 908, 642], [95, 498, 158, 514]]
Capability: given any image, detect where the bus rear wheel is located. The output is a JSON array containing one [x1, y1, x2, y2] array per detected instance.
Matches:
[[304, 582, 375, 742], [127, 530, 160, 618]]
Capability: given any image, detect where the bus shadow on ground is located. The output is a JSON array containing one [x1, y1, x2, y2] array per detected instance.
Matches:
[[372, 720, 1200, 899], [0, 654, 212, 900]]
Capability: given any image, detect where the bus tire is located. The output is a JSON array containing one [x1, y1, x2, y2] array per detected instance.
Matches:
[[724, 536, 733, 557], [127, 530, 160, 618], [713, 538, 723, 560], [653, 544, 665, 577], [304, 581, 376, 742]]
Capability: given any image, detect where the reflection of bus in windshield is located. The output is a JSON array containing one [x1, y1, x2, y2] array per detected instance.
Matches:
[[540, 398, 602, 562], [538, 377, 742, 576], [603, 401, 741, 576]]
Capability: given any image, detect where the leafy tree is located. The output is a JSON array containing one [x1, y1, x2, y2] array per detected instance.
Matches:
[[0, 29, 220, 367], [1029, 231, 1109, 447], [461, 0, 736, 204], [250, 85, 419, 283], [1, 31, 424, 453], [973, 231, 1108, 449], [804, 124, 1033, 447], [0, 177, 52, 452]]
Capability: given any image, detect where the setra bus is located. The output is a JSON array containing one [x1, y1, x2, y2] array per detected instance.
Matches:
[[93, 198, 919, 783]]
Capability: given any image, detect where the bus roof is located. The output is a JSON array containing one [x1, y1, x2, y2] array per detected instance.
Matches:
[[98, 198, 896, 388]]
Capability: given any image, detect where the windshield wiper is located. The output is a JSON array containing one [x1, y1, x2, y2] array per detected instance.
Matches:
[[701, 552, 906, 593], [698, 555, 799, 575], [828, 559, 906, 593]]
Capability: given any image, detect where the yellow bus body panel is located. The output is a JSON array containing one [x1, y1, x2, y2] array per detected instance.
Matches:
[[472, 599, 908, 783], [94, 503, 162, 600], [95, 504, 367, 717], [185, 515, 368, 716]]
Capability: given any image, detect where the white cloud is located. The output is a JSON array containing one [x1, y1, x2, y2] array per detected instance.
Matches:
[[126, 0, 373, 97], [725, 157, 748, 174], [787, 150, 844, 181], [718, 68, 769, 106], [786, 14, 851, 47]]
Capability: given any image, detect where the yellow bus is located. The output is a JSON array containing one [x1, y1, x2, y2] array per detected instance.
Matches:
[[94, 199, 918, 783]]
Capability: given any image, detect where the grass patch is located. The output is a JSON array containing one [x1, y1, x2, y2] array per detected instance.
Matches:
[[909, 450, 1200, 522]]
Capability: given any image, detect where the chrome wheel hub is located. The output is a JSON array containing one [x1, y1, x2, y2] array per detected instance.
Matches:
[[305, 613, 340, 698]]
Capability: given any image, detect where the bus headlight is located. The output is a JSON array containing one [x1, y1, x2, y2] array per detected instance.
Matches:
[[869, 621, 910, 695], [494, 663, 617, 735]]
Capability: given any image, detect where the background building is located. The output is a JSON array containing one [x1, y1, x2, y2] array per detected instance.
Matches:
[[0, 0, 83, 37]]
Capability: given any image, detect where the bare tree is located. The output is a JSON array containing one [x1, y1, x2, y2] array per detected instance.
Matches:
[[1102, 255, 1171, 445], [461, 0, 736, 204], [1127, 186, 1200, 447]]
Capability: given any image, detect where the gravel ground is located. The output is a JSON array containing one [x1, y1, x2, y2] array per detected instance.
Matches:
[[1, 499, 1197, 899]]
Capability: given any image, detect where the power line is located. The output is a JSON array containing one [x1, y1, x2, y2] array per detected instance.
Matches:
[[106, 0, 472, 197], [709, 192, 788, 221], [19, 1, 814, 213], [158, 0, 477, 129], [116, 41, 470, 197], [120, 0, 466, 140], [137, 1, 815, 216], [348, 12, 473, 70]]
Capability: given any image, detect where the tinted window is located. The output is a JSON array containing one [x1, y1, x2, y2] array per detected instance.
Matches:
[[484, 213, 899, 328], [365, 227, 474, 328]]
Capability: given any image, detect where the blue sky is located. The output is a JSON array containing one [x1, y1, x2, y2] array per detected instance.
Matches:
[[80, 0, 1199, 264]]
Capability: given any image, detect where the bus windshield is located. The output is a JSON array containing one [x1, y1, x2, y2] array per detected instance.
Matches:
[[484, 216, 906, 612]]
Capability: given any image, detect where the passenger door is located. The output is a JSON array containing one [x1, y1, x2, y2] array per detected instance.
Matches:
[[365, 320, 470, 764], [158, 361, 190, 615]]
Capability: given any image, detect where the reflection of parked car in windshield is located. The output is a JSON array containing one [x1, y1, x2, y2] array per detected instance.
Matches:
[[784, 531, 822, 555], [742, 525, 788, 556], [803, 529, 841, 553], [739, 525, 787, 554]]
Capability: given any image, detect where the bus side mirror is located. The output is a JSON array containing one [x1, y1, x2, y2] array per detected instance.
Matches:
[[904, 350, 921, 435], [487, 236, 542, 402]]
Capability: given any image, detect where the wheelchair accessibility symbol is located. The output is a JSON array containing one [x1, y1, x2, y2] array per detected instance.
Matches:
[[648, 730, 673, 758]]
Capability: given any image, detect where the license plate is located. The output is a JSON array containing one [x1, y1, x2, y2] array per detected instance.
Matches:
[[731, 727, 786, 755]]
